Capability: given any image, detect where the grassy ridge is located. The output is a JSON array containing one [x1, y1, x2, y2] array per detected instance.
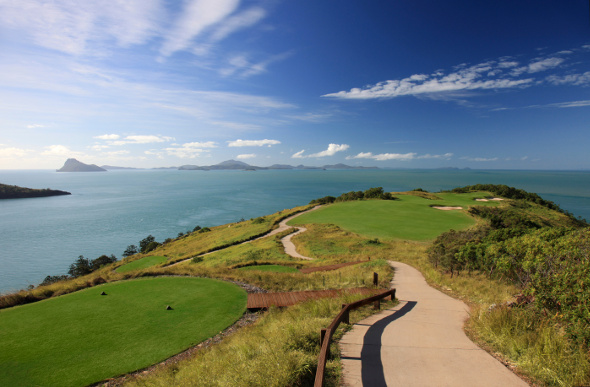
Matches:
[[116, 255, 167, 273], [0, 277, 246, 387]]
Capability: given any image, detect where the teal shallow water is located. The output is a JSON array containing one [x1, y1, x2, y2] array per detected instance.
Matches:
[[1, 169, 589, 293]]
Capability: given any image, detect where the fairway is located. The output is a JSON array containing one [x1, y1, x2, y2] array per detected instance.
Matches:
[[290, 193, 499, 241], [116, 255, 168, 273], [0, 277, 246, 387]]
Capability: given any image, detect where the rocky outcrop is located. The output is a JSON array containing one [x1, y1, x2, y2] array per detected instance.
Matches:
[[57, 159, 106, 172]]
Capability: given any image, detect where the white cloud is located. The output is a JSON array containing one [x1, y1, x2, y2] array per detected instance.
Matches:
[[219, 51, 293, 78], [527, 57, 565, 73], [160, 0, 240, 57], [322, 52, 574, 101], [460, 156, 499, 162], [209, 6, 266, 42], [533, 100, 590, 109], [123, 135, 175, 144], [237, 153, 256, 159], [546, 71, 590, 86], [346, 152, 452, 161], [211, 121, 263, 131], [291, 150, 305, 159], [94, 134, 120, 140], [164, 141, 213, 159], [41, 144, 84, 158], [228, 139, 281, 147], [0, 0, 163, 55], [26, 124, 46, 129], [347, 152, 417, 161], [0, 147, 32, 158], [293, 144, 350, 159]]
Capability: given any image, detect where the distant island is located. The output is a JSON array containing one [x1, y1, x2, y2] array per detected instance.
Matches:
[[57, 159, 106, 172], [178, 160, 378, 171], [59, 158, 378, 171], [0, 183, 71, 199]]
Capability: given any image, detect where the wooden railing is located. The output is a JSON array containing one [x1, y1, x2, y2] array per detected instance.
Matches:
[[314, 287, 396, 386]]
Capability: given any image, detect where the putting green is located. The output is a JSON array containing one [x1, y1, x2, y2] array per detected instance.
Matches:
[[116, 255, 168, 273], [237, 264, 299, 273], [0, 277, 246, 387], [289, 193, 499, 241]]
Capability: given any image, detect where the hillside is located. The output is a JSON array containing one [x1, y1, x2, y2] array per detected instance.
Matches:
[[0, 183, 71, 199], [1, 185, 588, 386], [57, 158, 106, 172]]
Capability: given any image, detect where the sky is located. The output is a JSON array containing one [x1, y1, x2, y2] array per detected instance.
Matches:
[[0, 0, 589, 170]]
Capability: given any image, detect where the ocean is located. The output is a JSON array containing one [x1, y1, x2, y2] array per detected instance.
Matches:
[[1, 168, 589, 294]]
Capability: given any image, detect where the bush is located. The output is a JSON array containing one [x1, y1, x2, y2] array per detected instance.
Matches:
[[123, 245, 138, 257]]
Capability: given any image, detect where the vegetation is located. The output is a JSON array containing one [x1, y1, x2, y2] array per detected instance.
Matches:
[[2, 184, 589, 386], [0, 183, 71, 199], [309, 186, 395, 205], [115, 255, 168, 273], [0, 277, 246, 387]]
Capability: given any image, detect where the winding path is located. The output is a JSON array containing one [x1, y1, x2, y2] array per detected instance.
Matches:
[[339, 261, 528, 387]]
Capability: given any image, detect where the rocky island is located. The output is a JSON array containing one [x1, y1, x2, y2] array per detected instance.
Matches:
[[57, 158, 106, 172], [0, 183, 71, 199]]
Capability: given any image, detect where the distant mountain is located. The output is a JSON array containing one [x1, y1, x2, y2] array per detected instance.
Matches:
[[101, 165, 140, 170], [57, 159, 106, 172], [268, 164, 294, 169], [323, 163, 378, 170], [0, 183, 71, 199]]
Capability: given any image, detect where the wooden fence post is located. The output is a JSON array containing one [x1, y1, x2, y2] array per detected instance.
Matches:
[[342, 304, 349, 325], [374, 299, 380, 310], [373, 272, 378, 286]]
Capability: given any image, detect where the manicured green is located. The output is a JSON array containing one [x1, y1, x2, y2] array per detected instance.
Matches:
[[290, 193, 499, 241], [237, 264, 300, 273], [0, 277, 246, 387], [115, 255, 168, 273]]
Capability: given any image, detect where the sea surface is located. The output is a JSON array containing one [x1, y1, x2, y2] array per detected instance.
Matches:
[[1, 168, 589, 294]]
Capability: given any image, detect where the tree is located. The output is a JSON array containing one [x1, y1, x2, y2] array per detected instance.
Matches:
[[68, 255, 92, 277], [123, 245, 138, 257], [139, 235, 156, 253], [90, 254, 117, 271]]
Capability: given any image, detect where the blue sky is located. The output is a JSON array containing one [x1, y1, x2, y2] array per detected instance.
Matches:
[[0, 0, 589, 169]]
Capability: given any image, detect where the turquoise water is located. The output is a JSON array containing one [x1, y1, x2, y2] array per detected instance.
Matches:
[[1, 169, 589, 293]]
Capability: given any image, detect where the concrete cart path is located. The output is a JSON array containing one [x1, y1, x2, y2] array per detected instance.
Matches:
[[340, 261, 528, 387]]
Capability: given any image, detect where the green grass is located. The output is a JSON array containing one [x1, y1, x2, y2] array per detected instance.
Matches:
[[116, 255, 168, 273], [237, 264, 300, 273], [0, 277, 246, 387], [289, 193, 499, 241]]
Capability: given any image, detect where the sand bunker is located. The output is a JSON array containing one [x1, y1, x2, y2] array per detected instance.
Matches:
[[475, 198, 504, 202], [432, 206, 463, 210]]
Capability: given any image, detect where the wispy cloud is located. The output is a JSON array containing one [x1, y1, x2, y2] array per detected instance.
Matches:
[[347, 152, 453, 161], [94, 134, 120, 140], [164, 141, 215, 158], [0, 0, 163, 55], [160, 0, 240, 57], [41, 144, 85, 158], [219, 51, 293, 78], [108, 135, 175, 145], [292, 144, 349, 158], [546, 71, 590, 86], [530, 100, 590, 109], [460, 156, 499, 162], [0, 147, 32, 158], [228, 139, 280, 147], [323, 50, 578, 100], [236, 153, 256, 159]]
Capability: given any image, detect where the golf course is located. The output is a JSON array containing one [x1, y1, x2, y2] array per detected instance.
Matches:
[[1, 186, 588, 387], [289, 192, 500, 240], [0, 277, 246, 387]]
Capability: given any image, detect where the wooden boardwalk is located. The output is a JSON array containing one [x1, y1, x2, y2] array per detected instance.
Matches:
[[299, 260, 368, 274], [247, 287, 385, 310]]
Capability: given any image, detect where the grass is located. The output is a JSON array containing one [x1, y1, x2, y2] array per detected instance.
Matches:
[[116, 255, 168, 273], [237, 264, 300, 273], [0, 277, 246, 387], [289, 193, 499, 241], [124, 294, 397, 387]]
